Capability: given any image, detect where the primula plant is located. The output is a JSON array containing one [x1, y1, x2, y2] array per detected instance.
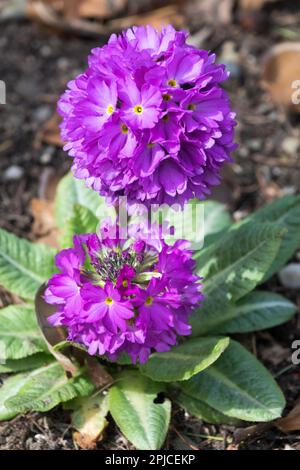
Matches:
[[0, 25, 300, 450]]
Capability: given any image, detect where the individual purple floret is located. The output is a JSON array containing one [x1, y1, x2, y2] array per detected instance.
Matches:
[[44, 222, 202, 364], [58, 25, 237, 207]]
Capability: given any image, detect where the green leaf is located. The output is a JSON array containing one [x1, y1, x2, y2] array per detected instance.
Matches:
[[0, 227, 56, 300], [139, 337, 229, 382], [60, 204, 99, 248], [55, 173, 105, 228], [191, 223, 283, 336], [0, 373, 30, 421], [0, 305, 47, 360], [0, 353, 52, 374], [71, 393, 109, 446], [176, 392, 239, 425], [203, 200, 232, 238], [243, 195, 300, 281], [109, 371, 171, 450], [179, 340, 285, 422], [6, 362, 94, 412], [205, 291, 296, 335]]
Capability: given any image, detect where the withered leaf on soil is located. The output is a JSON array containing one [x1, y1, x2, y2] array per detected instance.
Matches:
[[72, 393, 109, 449], [30, 198, 60, 248], [35, 112, 63, 148], [238, 0, 280, 11], [30, 169, 61, 248], [276, 400, 300, 432], [27, 0, 185, 36], [262, 42, 300, 114]]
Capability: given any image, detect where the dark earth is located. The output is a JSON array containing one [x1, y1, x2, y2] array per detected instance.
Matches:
[[0, 0, 300, 450]]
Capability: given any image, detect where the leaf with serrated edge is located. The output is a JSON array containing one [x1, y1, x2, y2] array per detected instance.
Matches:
[[191, 223, 283, 337], [0, 373, 30, 421], [109, 371, 171, 450], [6, 362, 94, 412], [55, 173, 106, 228], [204, 291, 296, 335], [0, 305, 47, 360], [179, 340, 285, 422], [60, 204, 99, 248], [243, 195, 300, 281], [0, 227, 56, 300], [139, 337, 229, 382]]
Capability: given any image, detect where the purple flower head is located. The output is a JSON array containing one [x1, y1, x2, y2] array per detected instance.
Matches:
[[44, 222, 203, 364], [58, 25, 237, 207]]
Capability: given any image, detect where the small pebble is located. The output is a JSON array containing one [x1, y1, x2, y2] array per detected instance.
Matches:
[[34, 106, 51, 123], [3, 164, 24, 181], [281, 136, 299, 156], [40, 146, 55, 164], [278, 263, 300, 289]]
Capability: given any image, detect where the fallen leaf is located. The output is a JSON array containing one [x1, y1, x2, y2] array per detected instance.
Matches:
[[234, 422, 273, 443], [238, 0, 280, 10], [276, 400, 300, 432], [72, 393, 109, 449], [109, 5, 184, 31], [262, 42, 300, 113], [30, 169, 61, 248], [27, 0, 186, 36], [30, 198, 59, 248], [35, 112, 63, 148]]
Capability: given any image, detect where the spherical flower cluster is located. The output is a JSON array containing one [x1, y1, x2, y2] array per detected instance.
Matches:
[[58, 25, 236, 207], [44, 223, 202, 364]]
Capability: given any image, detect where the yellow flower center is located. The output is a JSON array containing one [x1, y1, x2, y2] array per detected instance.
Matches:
[[106, 104, 114, 115], [163, 93, 172, 101], [145, 296, 153, 306], [122, 280, 128, 288], [105, 297, 114, 305], [167, 79, 177, 87], [147, 143, 155, 149], [187, 103, 196, 111], [134, 104, 144, 115], [120, 124, 129, 134]]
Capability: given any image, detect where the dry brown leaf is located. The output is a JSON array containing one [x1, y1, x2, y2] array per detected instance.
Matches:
[[109, 5, 184, 31], [30, 198, 60, 248], [276, 400, 300, 433], [72, 394, 109, 449], [27, 0, 185, 36], [35, 112, 63, 148], [262, 42, 300, 114], [238, 0, 280, 11], [30, 169, 61, 248], [77, 0, 126, 19], [234, 422, 273, 443]]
